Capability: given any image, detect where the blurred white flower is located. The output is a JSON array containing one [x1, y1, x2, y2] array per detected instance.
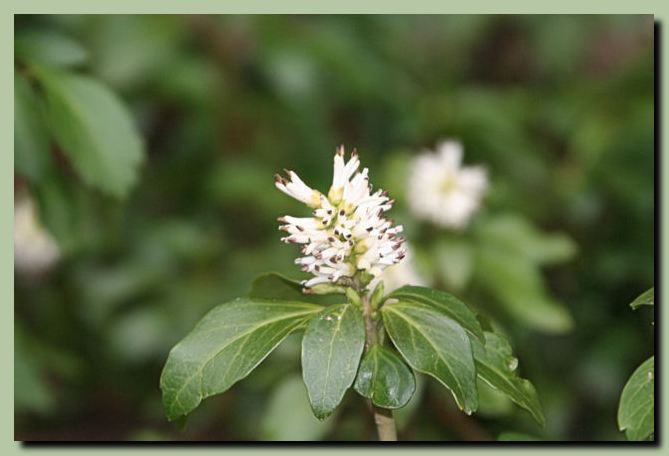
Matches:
[[407, 140, 488, 229], [370, 245, 426, 293], [14, 196, 60, 275], [276, 146, 406, 289]]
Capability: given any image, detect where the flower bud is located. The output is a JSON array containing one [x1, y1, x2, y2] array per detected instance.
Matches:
[[370, 281, 385, 310]]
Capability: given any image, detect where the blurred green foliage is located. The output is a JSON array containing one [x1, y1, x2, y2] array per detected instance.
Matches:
[[14, 14, 653, 441]]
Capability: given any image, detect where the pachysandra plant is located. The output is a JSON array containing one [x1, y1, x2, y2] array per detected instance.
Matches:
[[160, 146, 544, 441], [618, 287, 654, 441]]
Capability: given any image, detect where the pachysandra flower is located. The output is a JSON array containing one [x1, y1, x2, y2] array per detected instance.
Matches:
[[407, 140, 488, 229], [370, 245, 426, 293], [276, 146, 406, 289], [14, 196, 60, 276]]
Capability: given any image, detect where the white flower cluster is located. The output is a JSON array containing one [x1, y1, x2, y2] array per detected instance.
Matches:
[[408, 140, 488, 229], [275, 146, 406, 289]]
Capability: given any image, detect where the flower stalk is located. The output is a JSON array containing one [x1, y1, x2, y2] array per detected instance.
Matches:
[[361, 290, 398, 442]]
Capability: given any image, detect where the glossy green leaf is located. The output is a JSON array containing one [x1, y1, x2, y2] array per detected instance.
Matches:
[[630, 288, 654, 310], [302, 303, 365, 420], [15, 31, 88, 68], [471, 331, 544, 426], [354, 345, 416, 409], [35, 68, 144, 198], [249, 272, 305, 299], [160, 298, 322, 421], [388, 285, 485, 343], [249, 272, 342, 305], [381, 300, 478, 414], [618, 356, 654, 441], [15, 72, 52, 182]]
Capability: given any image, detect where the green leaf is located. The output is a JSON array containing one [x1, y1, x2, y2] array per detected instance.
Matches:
[[15, 72, 52, 182], [618, 356, 654, 441], [261, 374, 334, 440], [15, 31, 88, 68], [301, 303, 365, 420], [249, 272, 342, 305], [471, 331, 545, 426], [381, 300, 478, 414], [35, 68, 145, 198], [354, 345, 416, 409], [388, 285, 485, 343], [630, 288, 654, 310], [249, 272, 306, 299], [160, 298, 322, 421]]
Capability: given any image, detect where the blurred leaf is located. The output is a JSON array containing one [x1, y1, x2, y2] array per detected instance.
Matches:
[[394, 373, 426, 430], [471, 332, 545, 426], [15, 72, 52, 182], [262, 374, 334, 440], [476, 378, 513, 417], [32, 171, 88, 253], [130, 429, 172, 441], [160, 298, 322, 421], [618, 356, 654, 441], [90, 15, 182, 89], [497, 432, 541, 441], [207, 159, 287, 214], [630, 288, 654, 310], [379, 151, 411, 203], [434, 238, 474, 291], [36, 67, 145, 198], [15, 30, 88, 67], [382, 300, 478, 414], [476, 214, 577, 266], [14, 327, 55, 416], [354, 345, 415, 409], [475, 247, 573, 333], [388, 285, 485, 343], [74, 242, 175, 326], [109, 306, 173, 363], [302, 303, 365, 420]]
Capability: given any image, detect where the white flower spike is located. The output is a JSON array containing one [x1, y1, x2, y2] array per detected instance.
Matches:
[[276, 146, 406, 289], [370, 245, 426, 293], [407, 140, 488, 229]]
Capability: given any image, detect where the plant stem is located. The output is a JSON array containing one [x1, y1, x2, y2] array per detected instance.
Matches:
[[361, 292, 398, 442], [372, 405, 398, 441]]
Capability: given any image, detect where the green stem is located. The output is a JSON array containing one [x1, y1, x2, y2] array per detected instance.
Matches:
[[361, 291, 398, 442]]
